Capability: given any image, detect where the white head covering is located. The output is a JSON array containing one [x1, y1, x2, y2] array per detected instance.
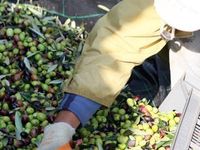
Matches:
[[154, 0, 200, 32]]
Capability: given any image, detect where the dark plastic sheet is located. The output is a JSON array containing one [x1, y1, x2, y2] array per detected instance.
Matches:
[[9, 0, 120, 31]]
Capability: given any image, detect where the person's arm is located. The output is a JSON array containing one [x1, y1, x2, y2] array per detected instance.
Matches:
[[63, 0, 166, 107]]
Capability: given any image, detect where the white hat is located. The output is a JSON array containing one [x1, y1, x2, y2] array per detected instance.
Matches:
[[154, 0, 200, 32]]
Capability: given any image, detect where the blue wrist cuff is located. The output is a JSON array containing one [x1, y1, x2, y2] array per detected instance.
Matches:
[[59, 93, 101, 125]]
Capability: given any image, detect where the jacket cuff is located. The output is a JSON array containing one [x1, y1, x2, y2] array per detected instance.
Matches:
[[59, 93, 101, 125]]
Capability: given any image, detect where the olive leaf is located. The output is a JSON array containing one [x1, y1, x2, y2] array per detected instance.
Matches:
[[34, 17, 42, 26], [47, 64, 58, 73], [4, 56, 10, 65], [21, 14, 34, 21], [75, 41, 84, 57], [2, 138, 8, 146], [62, 56, 66, 63], [97, 4, 110, 12], [58, 30, 65, 40], [49, 79, 63, 84], [29, 27, 45, 39], [63, 18, 71, 27], [134, 116, 140, 125], [27, 51, 39, 58], [129, 128, 149, 136], [3, 79, 10, 87], [164, 131, 175, 139], [48, 46, 57, 51], [28, 6, 43, 18], [0, 75, 6, 80], [0, 39, 7, 44], [20, 92, 31, 102], [55, 16, 62, 26], [0, 74, 10, 80], [129, 135, 135, 140], [32, 137, 41, 147], [15, 111, 23, 140], [55, 51, 64, 56], [104, 135, 117, 141], [123, 129, 133, 136], [70, 21, 76, 28], [24, 57, 33, 72], [8, 3, 15, 12], [97, 142, 103, 150], [56, 36, 64, 43], [27, 17, 44, 38], [156, 139, 172, 149], [45, 107, 56, 111], [42, 16, 56, 25]]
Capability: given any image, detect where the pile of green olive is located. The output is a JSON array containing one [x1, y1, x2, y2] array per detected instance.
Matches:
[[74, 94, 180, 150], [0, 1, 85, 149]]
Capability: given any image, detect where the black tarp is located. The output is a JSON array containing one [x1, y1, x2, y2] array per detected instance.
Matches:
[[9, 0, 120, 31]]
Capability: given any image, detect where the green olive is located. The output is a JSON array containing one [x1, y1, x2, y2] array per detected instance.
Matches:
[[0, 44, 6, 52], [3, 116, 10, 122], [24, 84, 31, 91], [7, 124, 15, 132], [0, 6, 5, 12], [31, 81, 41, 86], [30, 46, 37, 52], [127, 98, 135, 107], [31, 119, 40, 126], [80, 128, 89, 137], [36, 112, 47, 122], [2, 68, 9, 74], [23, 41, 29, 47], [26, 107, 34, 114], [37, 44, 45, 51], [111, 107, 119, 113], [13, 48, 19, 55], [27, 37, 33, 43], [117, 135, 128, 144], [15, 92, 22, 101], [34, 54, 42, 61], [0, 141, 3, 149], [118, 109, 126, 115], [25, 122, 32, 129], [56, 43, 62, 50], [0, 53, 3, 60], [38, 38, 44, 43], [41, 120, 48, 127], [50, 71, 56, 77], [14, 28, 22, 34], [118, 143, 126, 149], [95, 138, 103, 145], [2, 103, 9, 110], [41, 83, 49, 91], [47, 51, 53, 59], [19, 32, 25, 41], [5, 42, 13, 49], [37, 59, 43, 66], [29, 115, 34, 121], [0, 121, 6, 128], [6, 28, 14, 37]]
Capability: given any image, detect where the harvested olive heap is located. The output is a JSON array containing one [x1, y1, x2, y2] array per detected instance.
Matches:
[[0, 2, 180, 150]]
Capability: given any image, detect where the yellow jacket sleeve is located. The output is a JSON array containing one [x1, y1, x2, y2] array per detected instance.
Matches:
[[63, 0, 166, 107]]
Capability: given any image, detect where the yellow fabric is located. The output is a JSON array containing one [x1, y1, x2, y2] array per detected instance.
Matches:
[[63, 0, 167, 107]]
